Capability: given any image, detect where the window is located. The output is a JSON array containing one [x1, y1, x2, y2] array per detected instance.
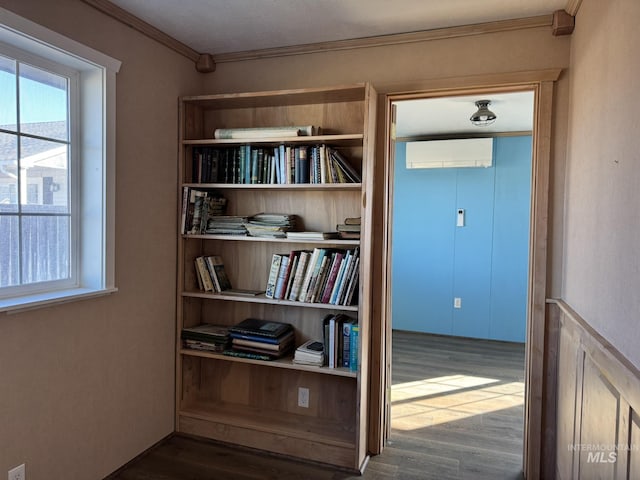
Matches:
[[0, 8, 121, 312]]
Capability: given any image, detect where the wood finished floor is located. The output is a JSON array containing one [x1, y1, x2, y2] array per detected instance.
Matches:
[[107, 331, 525, 479]]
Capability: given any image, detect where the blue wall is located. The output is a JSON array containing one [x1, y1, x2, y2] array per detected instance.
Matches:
[[391, 136, 532, 342]]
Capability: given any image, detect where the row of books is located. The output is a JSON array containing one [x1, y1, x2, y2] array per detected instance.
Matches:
[[194, 255, 232, 293], [181, 316, 358, 371], [323, 314, 359, 371], [191, 144, 361, 185], [265, 247, 359, 306]]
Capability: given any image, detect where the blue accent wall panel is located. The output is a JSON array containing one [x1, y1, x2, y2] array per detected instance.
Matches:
[[391, 136, 531, 342], [489, 136, 532, 341], [452, 167, 495, 339], [391, 142, 456, 335]]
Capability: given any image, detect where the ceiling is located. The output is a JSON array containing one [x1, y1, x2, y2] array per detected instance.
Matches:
[[395, 91, 535, 137], [109, 0, 567, 55], [106, 1, 556, 135]]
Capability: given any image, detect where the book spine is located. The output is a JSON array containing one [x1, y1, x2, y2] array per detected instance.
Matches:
[[336, 249, 358, 304], [195, 256, 214, 292], [328, 316, 336, 368], [298, 248, 322, 302], [343, 257, 360, 306], [283, 253, 299, 300], [204, 255, 222, 292], [288, 251, 310, 301], [309, 254, 330, 303], [272, 255, 290, 300], [229, 332, 281, 344], [342, 322, 352, 368], [330, 251, 351, 304], [265, 254, 282, 299], [349, 324, 359, 372], [320, 252, 343, 303], [180, 186, 190, 234]]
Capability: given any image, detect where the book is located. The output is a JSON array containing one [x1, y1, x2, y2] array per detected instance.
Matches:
[[272, 255, 290, 300], [344, 217, 361, 225], [293, 339, 324, 366], [213, 125, 319, 139], [181, 324, 229, 343], [205, 255, 232, 292], [232, 330, 294, 352], [349, 324, 359, 372], [229, 318, 293, 339], [223, 289, 263, 297], [195, 256, 214, 292], [342, 320, 353, 368], [223, 349, 273, 361], [288, 251, 310, 301], [283, 253, 299, 300], [320, 251, 344, 303], [265, 254, 283, 299], [285, 231, 339, 240]]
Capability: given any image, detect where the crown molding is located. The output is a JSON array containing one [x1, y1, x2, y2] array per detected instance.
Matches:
[[213, 15, 553, 64], [81, 0, 215, 72], [564, 0, 583, 16]]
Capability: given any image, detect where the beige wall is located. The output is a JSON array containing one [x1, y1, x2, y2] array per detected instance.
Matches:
[[0, 1, 202, 479], [203, 26, 572, 299], [0, 2, 575, 479], [563, 0, 640, 368]]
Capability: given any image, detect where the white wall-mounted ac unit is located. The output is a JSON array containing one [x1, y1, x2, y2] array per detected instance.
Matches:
[[406, 138, 493, 169]]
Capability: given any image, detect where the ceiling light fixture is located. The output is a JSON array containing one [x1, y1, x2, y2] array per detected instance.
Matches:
[[470, 100, 496, 127]]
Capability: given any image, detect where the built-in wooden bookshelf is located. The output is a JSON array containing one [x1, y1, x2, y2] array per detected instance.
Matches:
[[176, 84, 376, 471]]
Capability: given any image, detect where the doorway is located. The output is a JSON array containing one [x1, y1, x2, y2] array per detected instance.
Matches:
[[389, 91, 532, 477], [369, 71, 559, 480]]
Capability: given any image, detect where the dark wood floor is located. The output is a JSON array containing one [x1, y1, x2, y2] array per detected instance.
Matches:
[[108, 331, 525, 479]]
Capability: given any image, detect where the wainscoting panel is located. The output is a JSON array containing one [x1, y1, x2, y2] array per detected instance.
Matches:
[[550, 299, 640, 480]]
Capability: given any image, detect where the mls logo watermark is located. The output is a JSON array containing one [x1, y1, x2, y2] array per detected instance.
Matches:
[[568, 443, 639, 463], [586, 451, 617, 464]]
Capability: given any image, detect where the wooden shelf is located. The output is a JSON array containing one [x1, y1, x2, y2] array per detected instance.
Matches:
[[180, 83, 367, 109], [177, 83, 374, 470], [183, 133, 364, 147], [183, 234, 360, 246], [180, 348, 357, 378], [181, 290, 359, 312], [179, 400, 356, 449], [182, 182, 361, 191]]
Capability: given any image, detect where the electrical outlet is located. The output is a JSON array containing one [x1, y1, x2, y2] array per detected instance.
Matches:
[[298, 387, 309, 408], [8, 464, 25, 480], [454, 297, 462, 309]]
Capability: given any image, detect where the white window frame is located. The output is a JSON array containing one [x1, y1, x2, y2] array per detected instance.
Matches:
[[0, 8, 121, 313]]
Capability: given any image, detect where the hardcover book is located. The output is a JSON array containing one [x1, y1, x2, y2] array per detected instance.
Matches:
[[229, 318, 293, 339]]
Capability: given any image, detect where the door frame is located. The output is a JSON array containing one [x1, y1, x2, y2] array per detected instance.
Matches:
[[368, 69, 561, 479]]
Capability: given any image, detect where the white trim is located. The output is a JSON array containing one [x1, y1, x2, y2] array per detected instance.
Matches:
[[0, 287, 118, 313], [0, 7, 121, 73], [0, 7, 120, 310]]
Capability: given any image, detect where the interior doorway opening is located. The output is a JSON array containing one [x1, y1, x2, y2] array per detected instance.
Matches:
[[387, 91, 533, 477], [370, 73, 559, 479]]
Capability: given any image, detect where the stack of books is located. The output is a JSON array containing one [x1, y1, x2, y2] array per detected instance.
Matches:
[[205, 215, 248, 236], [225, 318, 295, 360], [293, 340, 324, 366], [245, 213, 297, 238], [181, 324, 230, 352], [336, 217, 361, 240], [181, 187, 227, 235]]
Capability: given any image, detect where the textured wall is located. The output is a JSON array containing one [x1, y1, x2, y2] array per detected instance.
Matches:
[[0, 1, 202, 478], [202, 24, 571, 299], [392, 137, 532, 342], [562, 0, 640, 367]]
